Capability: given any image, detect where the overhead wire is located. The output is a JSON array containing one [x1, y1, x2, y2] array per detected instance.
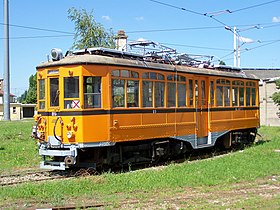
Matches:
[[126, 26, 223, 33], [148, 0, 205, 16], [0, 1, 278, 64], [0, 22, 74, 35], [242, 39, 280, 52], [148, 0, 229, 26], [229, 0, 280, 13], [0, 35, 73, 40], [159, 42, 232, 52]]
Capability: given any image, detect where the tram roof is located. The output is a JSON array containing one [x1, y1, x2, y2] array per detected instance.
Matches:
[[37, 47, 257, 80]]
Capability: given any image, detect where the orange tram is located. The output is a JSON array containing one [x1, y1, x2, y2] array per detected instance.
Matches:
[[32, 45, 260, 170]]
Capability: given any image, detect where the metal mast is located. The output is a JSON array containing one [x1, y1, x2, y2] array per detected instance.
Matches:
[[4, 0, 10, 120]]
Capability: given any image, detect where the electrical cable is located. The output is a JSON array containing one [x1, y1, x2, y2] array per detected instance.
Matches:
[[230, 0, 280, 13], [0, 22, 74, 35], [148, 0, 204, 16], [0, 34, 73, 40], [126, 26, 223, 33], [160, 42, 232, 52]]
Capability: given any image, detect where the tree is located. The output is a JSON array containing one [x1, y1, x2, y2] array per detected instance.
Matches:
[[272, 79, 280, 107], [219, 60, 226, 65], [68, 7, 115, 50], [18, 74, 37, 104]]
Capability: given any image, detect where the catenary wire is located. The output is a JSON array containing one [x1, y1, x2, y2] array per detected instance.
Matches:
[[148, 0, 205, 16], [230, 0, 280, 13], [0, 35, 73, 40], [0, 23, 74, 35]]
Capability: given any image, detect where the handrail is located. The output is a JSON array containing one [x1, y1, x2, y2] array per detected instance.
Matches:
[[53, 116, 62, 142]]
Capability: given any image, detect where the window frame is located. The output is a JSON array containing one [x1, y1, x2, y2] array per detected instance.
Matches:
[[63, 76, 80, 109], [83, 76, 102, 109], [111, 69, 140, 108]]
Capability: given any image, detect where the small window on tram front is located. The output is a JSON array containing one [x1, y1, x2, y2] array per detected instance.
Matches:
[[39, 79, 45, 109], [64, 77, 80, 109]]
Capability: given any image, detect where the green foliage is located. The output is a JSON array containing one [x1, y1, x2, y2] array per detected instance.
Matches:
[[219, 60, 226, 65], [272, 79, 280, 107], [68, 7, 115, 50], [18, 74, 37, 104]]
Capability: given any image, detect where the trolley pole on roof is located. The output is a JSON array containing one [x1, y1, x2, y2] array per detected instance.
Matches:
[[3, 0, 11, 120]]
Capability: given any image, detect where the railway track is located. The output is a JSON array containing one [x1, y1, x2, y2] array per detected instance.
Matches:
[[0, 170, 78, 186]]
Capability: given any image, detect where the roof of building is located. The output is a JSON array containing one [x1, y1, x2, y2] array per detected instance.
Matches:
[[0, 90, 16, 97], [242, 69, 280, 80]]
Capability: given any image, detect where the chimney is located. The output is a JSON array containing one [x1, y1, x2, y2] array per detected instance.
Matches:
[[115, 30, 128, 51]]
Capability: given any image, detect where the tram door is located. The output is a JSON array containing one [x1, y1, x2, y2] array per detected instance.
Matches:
[[47, 76, 61, 141], [49, 77, 60, 109], [194, 78, 209, 138]]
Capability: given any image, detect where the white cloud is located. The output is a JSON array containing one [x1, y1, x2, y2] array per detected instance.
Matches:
[[239, 36, 254, 43], [135, 16, 144, 21], [272, 16, 280, 23], [102, 16, 111, 21]]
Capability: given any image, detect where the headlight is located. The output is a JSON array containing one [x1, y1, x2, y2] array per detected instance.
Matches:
[[66, 131, 75, 139]]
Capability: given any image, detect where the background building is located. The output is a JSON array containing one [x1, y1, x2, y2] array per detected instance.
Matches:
[[243, 69, 280, 126], [0, 78, 36, 120]]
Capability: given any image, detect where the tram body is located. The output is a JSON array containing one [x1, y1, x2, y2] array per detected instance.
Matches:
[[33, 48, 260, 170]]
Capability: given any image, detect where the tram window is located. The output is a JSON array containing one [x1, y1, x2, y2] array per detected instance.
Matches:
[[64, 77, 80, 109], [112, 79, 125, 107], [158, 74, 164, 80], [84, 76, 101, 108], [142, 72, 149, 79], [122, 70, 129, 78], [239, 87, 244, 106], [155, 82, 165, 107], [168, 82, 176, 107], [252, 88, 256, 106], [39, 79, 45, 109], [246, 87, 251, 106], [150, 72, 157, 80], [232, 87, 238, 106], [111, 70, 120, 77], [189, 79, 194, 106], [224, 86, 230, 106], [216, 86, 223, 106], [178, 83, 186, 107], [39, 102, 45, 110], [131, 71, 139, 78], [177, 75, 186, 82], [127, 80, 139, 107], [167, 75, 173, 81], [50, 78, 59, 107], [142, 81, 153, 107], [210, 81, 214, 106], [64, 77, 79, 98], [201, 80, 206, 105]]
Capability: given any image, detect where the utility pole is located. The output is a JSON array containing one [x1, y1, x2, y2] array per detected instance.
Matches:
[[232, 27, 241, 67], [4, 0, 11, 120], [233, 26, 237, 67]]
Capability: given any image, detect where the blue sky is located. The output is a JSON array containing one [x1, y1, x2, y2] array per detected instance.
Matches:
[[0, 0, 280, 96]]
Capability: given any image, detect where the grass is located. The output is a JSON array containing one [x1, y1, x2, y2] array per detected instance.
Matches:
[[0, 120, 39, 173], [0, 123, 280, 209]]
